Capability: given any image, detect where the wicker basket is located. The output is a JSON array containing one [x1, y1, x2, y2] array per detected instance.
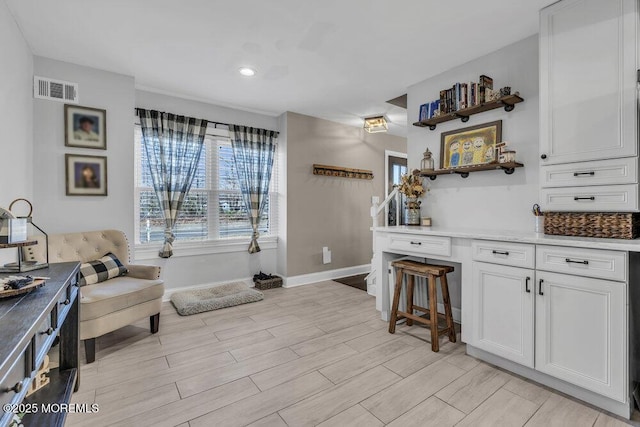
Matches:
[[254, 275, 283, 290], [544, 212, 640, 239]]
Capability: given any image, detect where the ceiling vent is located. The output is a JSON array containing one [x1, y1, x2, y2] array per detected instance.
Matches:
[[33, 76, 79, 103]]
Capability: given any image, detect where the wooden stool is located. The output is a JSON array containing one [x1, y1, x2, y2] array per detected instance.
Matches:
[[389, 259, 456, 352]]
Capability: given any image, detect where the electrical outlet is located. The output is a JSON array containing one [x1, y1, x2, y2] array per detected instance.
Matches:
[[372, 196, 380, 204], [322, 247, 331, 264]]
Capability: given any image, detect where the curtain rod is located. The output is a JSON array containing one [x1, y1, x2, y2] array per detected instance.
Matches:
[[134, 108, 279, 135]]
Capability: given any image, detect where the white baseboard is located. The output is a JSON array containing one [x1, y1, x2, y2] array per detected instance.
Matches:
[[162, 277, 254, 302], [284, 264, 371, 288]]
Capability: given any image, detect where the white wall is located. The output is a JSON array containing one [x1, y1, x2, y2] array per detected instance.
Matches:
[[33, 57, 136, 238], [276, 112, 288, 277], [407, 35, 539, 232], [0, 0, 33, 206]]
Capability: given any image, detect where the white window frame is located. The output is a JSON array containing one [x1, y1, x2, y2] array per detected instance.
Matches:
[[133, 119, 278, 259]]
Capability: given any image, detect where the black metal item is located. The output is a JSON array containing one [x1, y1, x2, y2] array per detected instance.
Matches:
[[574, 196, 595, 201], [541, 154, 547, 159], [565, 258, 589, 265], [525, 277, 531, 293], [410, 241, 422, 246], [538, 279, 544, 296], [492, 250, 510, 256], [574, 171, 595, 176]]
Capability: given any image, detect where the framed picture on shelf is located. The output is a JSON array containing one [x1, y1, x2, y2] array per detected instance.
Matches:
[[64, 105, 107, 149], [65, 154, 108, 196], [440, 120, 502, 170]]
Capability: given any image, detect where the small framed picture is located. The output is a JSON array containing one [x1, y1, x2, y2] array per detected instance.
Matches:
[[65, 154, 108, 196], [64, 105, 107, 149], [440, 120, 502, 170]]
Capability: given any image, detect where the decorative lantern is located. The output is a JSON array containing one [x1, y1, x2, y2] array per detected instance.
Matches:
[[421, 148, 435, 172]]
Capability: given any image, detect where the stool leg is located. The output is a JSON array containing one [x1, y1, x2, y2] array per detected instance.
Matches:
[[440, 273, 457, 343], [428, 274, 439, 352], [406, 274, 415, 326], [389, 269, 404, 334]]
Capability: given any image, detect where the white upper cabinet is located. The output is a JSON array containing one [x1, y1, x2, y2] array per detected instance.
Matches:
[[540, 0, 638, 165]]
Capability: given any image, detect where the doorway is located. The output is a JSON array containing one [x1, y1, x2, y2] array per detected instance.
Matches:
[[385, 150, 407, 226]]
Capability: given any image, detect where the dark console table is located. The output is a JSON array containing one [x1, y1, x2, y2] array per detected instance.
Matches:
[[0, 262, 80, 427]]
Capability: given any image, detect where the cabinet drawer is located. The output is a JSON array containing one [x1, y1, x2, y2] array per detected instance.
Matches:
[[388, 234, 451, 257], [34, 313, 55, 365], [472, 240, 535, 269], [540, 184, 638, 212], [541, 158, 638, 188], [57, 283, 75, 325], [536, 245, 626, 282], [0, 349, 28, 414]]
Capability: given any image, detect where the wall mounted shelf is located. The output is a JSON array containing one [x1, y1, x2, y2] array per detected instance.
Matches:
[[418, 161, 524, 180], [413, 94, 524, 130], [312, 164, 373, 180]]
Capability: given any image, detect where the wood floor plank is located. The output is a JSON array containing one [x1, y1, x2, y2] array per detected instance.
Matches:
[[502, 376, 552, 407], [166, 329, 273, 367], [594, 412, 633, 427], [435, 362, 512, 414], [319, 339, 414, 384], [214, 314, 300, 341], [189, 371, 332, 427], [230, 326, 326, 361], [456, 388, 539, 427], [279, 365, 401, 426], [383, 342, 452, 377], [361, 359, 465, 423], [117, 377, 259, 427], [344, 329, 403, 352], [386, 396, 465, 427], [317, 404, 384, 427], [176, 347, 299, 398], [290, 324, 376, 357], [81, 356, 170, 391], [250, 343, 357, 391], [524, 393, 600, 427], [245, 413, 289, 427]]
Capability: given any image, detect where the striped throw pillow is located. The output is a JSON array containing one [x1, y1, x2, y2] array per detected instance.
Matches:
[[78, 253, 128, 286]]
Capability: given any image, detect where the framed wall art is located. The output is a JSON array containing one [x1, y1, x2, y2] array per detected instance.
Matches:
[[64, 104, 107, 149], [65, 154, 108, 196], [440, 120, 502, 170]]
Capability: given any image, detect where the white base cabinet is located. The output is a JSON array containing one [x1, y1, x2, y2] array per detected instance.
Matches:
[[472, 262, 534, 368], [535, 271, 626, 402]]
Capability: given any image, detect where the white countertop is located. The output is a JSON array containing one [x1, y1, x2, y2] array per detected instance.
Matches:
[[373, 225, 640, 252]]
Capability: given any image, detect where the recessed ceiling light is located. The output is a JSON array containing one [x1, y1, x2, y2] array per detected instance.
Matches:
[[239, 67, 257, 77]]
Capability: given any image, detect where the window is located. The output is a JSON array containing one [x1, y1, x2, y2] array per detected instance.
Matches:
[[134, 124, 277, 245]]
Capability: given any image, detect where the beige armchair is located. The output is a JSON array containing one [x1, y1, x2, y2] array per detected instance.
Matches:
[[27, 230, 164, 363]]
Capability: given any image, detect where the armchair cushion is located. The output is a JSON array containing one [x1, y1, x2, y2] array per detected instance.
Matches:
[[79, 253, 128, 286], [127, 264, 161, 280]]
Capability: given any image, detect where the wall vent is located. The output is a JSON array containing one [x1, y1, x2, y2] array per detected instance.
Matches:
[[33, 76, 79, 103]]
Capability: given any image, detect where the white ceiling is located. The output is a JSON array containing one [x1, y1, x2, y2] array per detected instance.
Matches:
[[6, 0, 555, 136]]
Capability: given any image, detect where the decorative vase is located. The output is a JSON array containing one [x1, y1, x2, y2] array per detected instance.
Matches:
[[404, 197, 421, 225]]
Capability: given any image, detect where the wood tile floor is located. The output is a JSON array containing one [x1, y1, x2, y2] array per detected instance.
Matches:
[[65, 281, 637, 427]]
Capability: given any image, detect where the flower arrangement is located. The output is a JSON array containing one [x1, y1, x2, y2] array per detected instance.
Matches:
[[397, 173, 425, 198]]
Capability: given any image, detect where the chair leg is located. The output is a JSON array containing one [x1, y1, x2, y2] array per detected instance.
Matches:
[[84, 338, 96, 364], [440, 274, 457, 343], [406, 274, 415, 326], [389, 269, 404, 334], [428, 274, 439, 352], [150, 313, 160, 334]]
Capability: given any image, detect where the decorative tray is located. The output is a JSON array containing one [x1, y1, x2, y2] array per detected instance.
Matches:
[[0, 279, 45, 299]]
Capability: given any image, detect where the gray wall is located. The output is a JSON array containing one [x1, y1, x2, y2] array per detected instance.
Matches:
[[33, 57, 136, 238], [285, 112, 406, 277], [407, 35, 539, 232], [0, 1, 33, 205]]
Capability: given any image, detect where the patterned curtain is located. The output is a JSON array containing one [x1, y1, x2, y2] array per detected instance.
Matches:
[[137, 109, 208, 258], [230, 125, 277, 253]]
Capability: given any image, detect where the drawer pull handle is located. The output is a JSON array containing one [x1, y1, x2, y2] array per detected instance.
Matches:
[[60, 299, 70, 306], [573, 171, 595, 177], [492, 250, 509, 256], [410, 241, 422, 246], [42, 327, 55, 336], [7, 381, 22, 394], [538, 279, 544, 296], [565, 258, 589, 265], [525, 277, 531, 293], [574, 196, 595, 201]]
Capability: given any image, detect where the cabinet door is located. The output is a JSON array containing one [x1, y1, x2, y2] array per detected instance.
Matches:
[[540, 0, 638, 164], [535, 271, 626, 402], [472, 262, 534, 367]]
